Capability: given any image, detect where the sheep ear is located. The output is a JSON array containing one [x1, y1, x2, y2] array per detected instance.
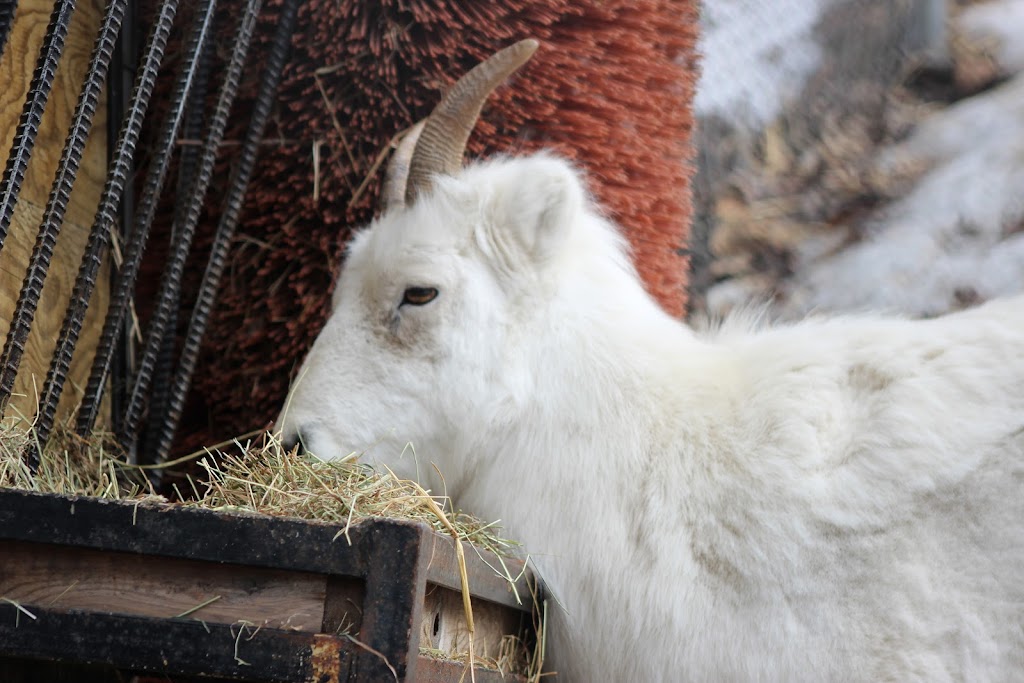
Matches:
[[489, 157, 584, 265]]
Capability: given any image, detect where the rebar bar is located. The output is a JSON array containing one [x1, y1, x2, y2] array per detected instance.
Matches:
[[0, 0, 128, 416], [119, 0, 266, 453], [26, 0, 185, 468], [151, 0, 301, 465], [105, 0, 137, 437], [0, 0, 77, 258], [142, 38, 213, 457], [0, 0, 16, 62], [74, 0, 218, 440]]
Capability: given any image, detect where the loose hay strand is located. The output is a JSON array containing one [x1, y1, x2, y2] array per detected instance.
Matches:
[[175, 595, 222, 618], [407, 474, 477, 683], [2, 597, 38, 624]]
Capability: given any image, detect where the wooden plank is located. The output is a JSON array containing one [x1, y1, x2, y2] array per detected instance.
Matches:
[[357, 520, 427, 682], [0, 540, 328, 631], [0, 657, 121, 683], [0, 489, 369, 576], [0, 605, 355, 682], [422, 530, 532, 610], [416, 655, 527, 683], [421, 584, 528, 664], [0, 0, 110, 425]]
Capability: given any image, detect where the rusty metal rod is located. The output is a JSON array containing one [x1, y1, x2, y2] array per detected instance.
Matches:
[[105, 0, 137, 437], [0, 0, 76, 258], [0, 0, 16, 62], [119, 0, 266, 453], [0, 0, 129, 418], [25, 0, 185, 467], [151, 0, 301, 465], [142, 38, 214, 457], [74, 0, 219, 442]]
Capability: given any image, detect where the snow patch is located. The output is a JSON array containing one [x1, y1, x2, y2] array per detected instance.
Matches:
[[957, 0, 1024, 75], [779, 73, 1024, 318], [695, 0, 834, 128]]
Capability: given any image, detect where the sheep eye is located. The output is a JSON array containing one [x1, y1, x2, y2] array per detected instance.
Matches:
[[401, 286, 439, 306]]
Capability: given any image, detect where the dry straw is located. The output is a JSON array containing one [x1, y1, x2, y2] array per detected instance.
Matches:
[[0, 419, 514, 555], [0, 418, 153, 501]]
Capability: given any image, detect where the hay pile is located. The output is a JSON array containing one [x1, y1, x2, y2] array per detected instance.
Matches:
[[0, 422, 151, 501], [188, 433, 520, 562], [0, 420, 515, 555]]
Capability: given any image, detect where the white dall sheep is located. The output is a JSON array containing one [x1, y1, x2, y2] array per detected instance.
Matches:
[[278, 40, 1024, 681]]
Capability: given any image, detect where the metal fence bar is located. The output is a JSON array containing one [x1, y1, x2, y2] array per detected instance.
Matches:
[[0, 0, 16, 62], [0, 0, 77, 257], [25, 0, 185, 466], [151, 0, 301, 465], [142, 38, 213, 457], [74, 0, 219, 441], [119, 0, 266, 453], [105, 0, 136, 439], [0, 0, 128, 414]]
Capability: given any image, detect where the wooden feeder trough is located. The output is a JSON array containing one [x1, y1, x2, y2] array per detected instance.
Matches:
[[0, 488, 537, 681], [0, 0, 547, 677]]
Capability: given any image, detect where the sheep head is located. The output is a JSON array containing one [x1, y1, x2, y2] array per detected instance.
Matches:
[[275, 40, 608, 492]]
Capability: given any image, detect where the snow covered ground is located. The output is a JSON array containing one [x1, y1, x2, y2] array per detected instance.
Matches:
[[695, 0, 836, 128], [958, 0, 1024, 77], [780, 71, 1024, 317], [692, 0, 1024, 320]]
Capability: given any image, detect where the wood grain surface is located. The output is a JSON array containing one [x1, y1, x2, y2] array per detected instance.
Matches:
[[0, 540, 328, 631], [421, 584, 527, 663], [0, 0, 109, 425]]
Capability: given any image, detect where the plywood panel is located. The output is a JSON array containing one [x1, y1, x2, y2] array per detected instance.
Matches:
[[0, 199, 110, 421], [0, 0, 110, 425], [421, 584, 526, 663]]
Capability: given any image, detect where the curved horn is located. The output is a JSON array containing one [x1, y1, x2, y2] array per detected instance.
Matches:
[[381, 120, 425, 213], [405, 39, 539, 204]]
